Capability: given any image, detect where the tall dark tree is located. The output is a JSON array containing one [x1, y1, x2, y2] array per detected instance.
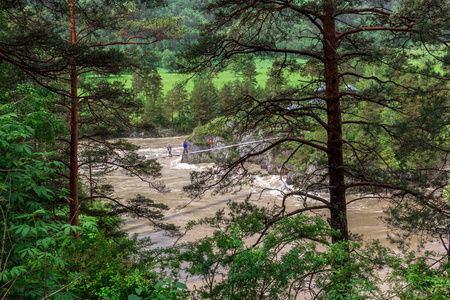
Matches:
[[242, 60, 261, 99], [144, 68, 165, 124], [218, 81, 234, 115], [228, 54, 253, 77], [179, 0, 449, 246], [161, 49, 177, 70], [265, 58, 287, 97], [166, 81, 188, 128], [0, 0, 182, 237], [178, 1, 449, 297], [242, 60, 258, 86], [190, 74, 218, 125]]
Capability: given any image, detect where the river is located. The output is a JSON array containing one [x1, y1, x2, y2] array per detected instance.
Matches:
[[106, 136, 443, 288]]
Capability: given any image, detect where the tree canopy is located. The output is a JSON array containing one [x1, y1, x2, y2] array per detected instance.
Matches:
[[0, 0, 183, 236], [179, 0, 449, 243], [175, 0, 450, 297]]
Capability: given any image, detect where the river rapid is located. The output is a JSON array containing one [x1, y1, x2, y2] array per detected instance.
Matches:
[[106, 136, 443, 287]]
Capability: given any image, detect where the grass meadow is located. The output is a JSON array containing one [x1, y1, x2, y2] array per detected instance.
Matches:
[[85, 48, 444, 97], [96, 59, 308, 95]]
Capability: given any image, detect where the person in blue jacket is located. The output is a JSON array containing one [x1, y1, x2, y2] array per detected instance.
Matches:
[[167, 143, 172, 156], [183, 141, 188, 154]]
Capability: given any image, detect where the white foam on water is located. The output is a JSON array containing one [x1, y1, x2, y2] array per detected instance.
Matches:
[[171, 156, 195, 169], [171, 155, 214, 170], [138, 147, 167, 158], [251, 174, 290, 198]]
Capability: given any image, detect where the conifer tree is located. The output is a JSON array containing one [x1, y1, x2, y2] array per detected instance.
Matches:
[[144, 68, 165, 124], [0, 0, 182, 237], [218, 82, 234, 115], [166, 81, 188, 129], [265, 58, 287, 97], [178, 0, 449, 296], [242, 60, 258, 87], [179, 0, 449, 246], [190, 74, 218, 125]]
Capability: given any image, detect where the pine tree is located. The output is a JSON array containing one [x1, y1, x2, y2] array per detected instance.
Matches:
[[190, 74, 218, 125], [166, 81, 188, 129], [265, 58, 287, 97], [0, 0, 182, 237], [178, 0, 450, 246], [178, 0, 449, 296], [144, 68, 165, 124], [218, 82, 234, 115], [242, 60, 258, 86]]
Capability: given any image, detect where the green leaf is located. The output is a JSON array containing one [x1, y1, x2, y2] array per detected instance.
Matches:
[[174, 282, 187, 290], [60, 237, 72, 248], [10, 266, 27, 278], [64, 225, 71, 235]]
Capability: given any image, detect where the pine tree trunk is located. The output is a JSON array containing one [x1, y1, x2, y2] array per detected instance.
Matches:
[[69, 0, 79, 238], [323, 0, 348, 243]]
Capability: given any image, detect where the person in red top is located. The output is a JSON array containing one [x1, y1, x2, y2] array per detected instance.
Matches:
[[209, 137, 213, 149]]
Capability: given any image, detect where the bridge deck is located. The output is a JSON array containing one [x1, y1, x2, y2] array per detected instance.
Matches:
[[148, 138, 277, 160]]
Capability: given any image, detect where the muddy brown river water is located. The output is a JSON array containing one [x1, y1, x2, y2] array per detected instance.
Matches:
[[106, 136, 443, 288]]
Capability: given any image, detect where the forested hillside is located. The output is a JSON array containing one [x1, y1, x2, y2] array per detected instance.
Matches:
[[111, 0, 416, 135]]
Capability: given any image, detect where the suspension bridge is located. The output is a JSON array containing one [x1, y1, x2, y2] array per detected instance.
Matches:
[[147, 137, 279, 160]]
